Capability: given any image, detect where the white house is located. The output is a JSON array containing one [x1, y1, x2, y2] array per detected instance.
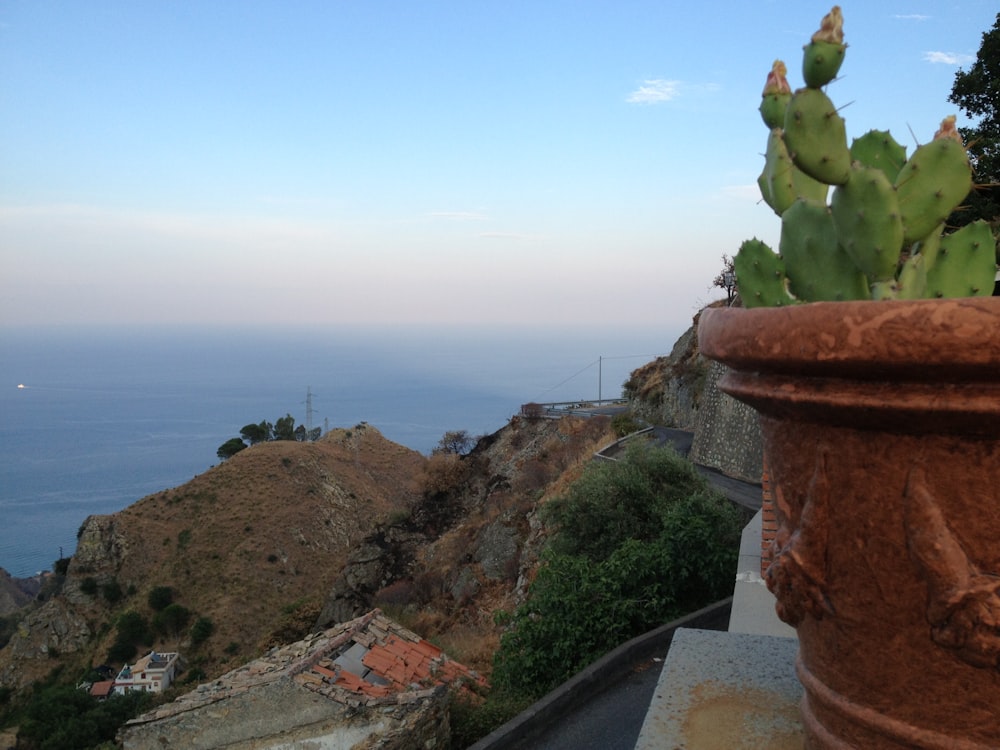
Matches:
[[113, 651, 180, 694]]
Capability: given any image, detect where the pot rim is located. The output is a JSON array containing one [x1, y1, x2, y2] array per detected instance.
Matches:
[[697, 296, 1000, 380]]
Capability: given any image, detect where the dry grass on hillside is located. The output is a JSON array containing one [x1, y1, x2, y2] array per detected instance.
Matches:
[[79, 424, 427, 674]]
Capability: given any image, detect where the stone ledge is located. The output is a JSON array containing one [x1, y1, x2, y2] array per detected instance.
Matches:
[[634, 628, 802, 749]]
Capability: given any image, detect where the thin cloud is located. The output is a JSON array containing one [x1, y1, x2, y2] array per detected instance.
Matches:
[[895, 14, 930, 21], [479, 231, 532, 241], [627, 79, 681, 104], [923, 51, 975, 65], [428, 211, 489, 221]]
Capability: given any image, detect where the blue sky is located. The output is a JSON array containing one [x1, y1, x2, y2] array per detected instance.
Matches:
[[1, 1, 996, 330]]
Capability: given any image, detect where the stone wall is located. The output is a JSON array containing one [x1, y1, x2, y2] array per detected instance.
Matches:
[[689, 360, 763, 484]]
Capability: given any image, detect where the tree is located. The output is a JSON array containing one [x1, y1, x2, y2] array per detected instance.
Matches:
[[711, 253, 737, 304], [949, 13, 1000, 235], [433, 429, 474, 455], [216, 437, 247, 461], [147, 586, 173, 611], [240, 421, 272, 445], [152, 603, 191, 639], [273, 413, 296, 441], [190, 616, 215, 646]]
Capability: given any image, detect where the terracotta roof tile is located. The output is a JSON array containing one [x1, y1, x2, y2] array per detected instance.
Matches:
[[128, 609, 488, 726]]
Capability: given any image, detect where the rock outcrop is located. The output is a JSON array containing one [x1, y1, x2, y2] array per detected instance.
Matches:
[[626, 303, 763, 483]]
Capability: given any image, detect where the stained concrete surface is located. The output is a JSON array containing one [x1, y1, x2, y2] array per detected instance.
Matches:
[[634, 628, 803, 750]]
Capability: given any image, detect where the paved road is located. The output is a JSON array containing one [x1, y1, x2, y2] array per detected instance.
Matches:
[[494, 603, 733, 750], [516, 656, 667, 750]]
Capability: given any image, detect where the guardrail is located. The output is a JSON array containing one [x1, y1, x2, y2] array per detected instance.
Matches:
[[520, 399, 627, 418]]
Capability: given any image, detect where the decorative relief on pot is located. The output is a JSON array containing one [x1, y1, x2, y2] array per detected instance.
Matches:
[[765, 451, 835, 626], [905, 467, 1000, 670]]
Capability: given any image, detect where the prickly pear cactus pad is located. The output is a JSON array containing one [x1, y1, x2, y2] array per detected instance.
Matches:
[[737, 6, 998, 308]]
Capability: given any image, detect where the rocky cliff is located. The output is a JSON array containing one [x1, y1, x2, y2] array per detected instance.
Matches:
[[626, 303, 763, 483]]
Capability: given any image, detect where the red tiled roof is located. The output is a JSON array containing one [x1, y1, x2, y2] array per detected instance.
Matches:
[[90, 680, 115, 698], [295, 610, 488, 701]]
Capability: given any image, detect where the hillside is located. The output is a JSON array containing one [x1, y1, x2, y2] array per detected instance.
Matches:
[[0, 415, 618, 694], [0, 424, 425, 691]]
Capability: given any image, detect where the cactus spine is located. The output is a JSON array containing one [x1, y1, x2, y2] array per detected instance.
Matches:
[[737, 6, 997, 308]]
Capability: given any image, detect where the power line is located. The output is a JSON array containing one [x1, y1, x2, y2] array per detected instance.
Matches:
[[531, 352, 667, 402]]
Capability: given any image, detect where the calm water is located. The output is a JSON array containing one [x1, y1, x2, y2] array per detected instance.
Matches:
[[0, 324, 676, 577]]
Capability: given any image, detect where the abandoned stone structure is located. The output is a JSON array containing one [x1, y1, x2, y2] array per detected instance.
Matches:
[[121, 609, 486, 750]]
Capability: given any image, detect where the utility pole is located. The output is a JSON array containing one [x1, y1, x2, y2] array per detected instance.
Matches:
[[598, 356, 602, 402], [305, 386, 315, 432]]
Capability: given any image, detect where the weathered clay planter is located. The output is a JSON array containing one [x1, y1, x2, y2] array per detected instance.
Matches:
[[698, 297, 1000, 750]]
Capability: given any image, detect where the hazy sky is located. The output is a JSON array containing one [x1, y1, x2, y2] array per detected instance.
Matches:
[[2, 2, 995, 330]]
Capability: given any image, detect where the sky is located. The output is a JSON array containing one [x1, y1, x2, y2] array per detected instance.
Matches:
[[1, 1, 996, 332]]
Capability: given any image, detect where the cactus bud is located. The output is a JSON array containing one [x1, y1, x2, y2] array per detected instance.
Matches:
[[811, 6, 844, 45], [803, 6, 846, 88], [933, 115, 963, 145], [760, 60, 792, 128]]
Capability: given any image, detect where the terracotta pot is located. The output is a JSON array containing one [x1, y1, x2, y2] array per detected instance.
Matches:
[[698, 297, 1000, 750]]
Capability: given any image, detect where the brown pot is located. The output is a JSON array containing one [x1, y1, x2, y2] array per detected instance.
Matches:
[[698, 297, 1000, 750]]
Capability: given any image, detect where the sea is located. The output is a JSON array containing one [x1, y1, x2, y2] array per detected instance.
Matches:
[[0, 323, 679, 578]]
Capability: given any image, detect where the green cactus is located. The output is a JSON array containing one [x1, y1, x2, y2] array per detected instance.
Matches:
[[732, 238, 792, 308], [779, 199, 868, 302], [894, 118, 974, 243], [783, 87, 851, 186], [732, 6, 997, 306], [925, 220, 997, 298], [849, 130, 907, 183], [830, 163, 903, 282], [759, 128, 828, 216], [801, 6, 846, 88]]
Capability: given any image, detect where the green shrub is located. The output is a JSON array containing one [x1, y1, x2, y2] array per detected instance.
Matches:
[[152, 604, 191, 638], [101, 579, 123, 605], [491, 444, 743, 699], [542, 441, 710, 560], [448, 688, 532, 748], [15, 683, 149, 750], [108, 639, 137, 664], [147, 586, 173, 611], [116, 611, 151, 644], [190, 617, 214, 646], [79, 577, 98, 597], [610, 412, 643, 437]]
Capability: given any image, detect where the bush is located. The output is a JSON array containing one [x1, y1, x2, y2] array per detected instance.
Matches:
[[147, 586, 173, 611], [152, 604, 191, 638], [101, 579, 123, 605], [116, 611, 151, 644], [109, 611, 151, 664], [16, 683, 149, 750], [491, 444, 743, 699], [610, 412, 643, 437], [216, 437, 247, 461], [449, 688, 532, 748], [190, 616, 214, 646], [79, 577, 98, 597], [108, 639, 137, 665], [432, 429, 475, 455]]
